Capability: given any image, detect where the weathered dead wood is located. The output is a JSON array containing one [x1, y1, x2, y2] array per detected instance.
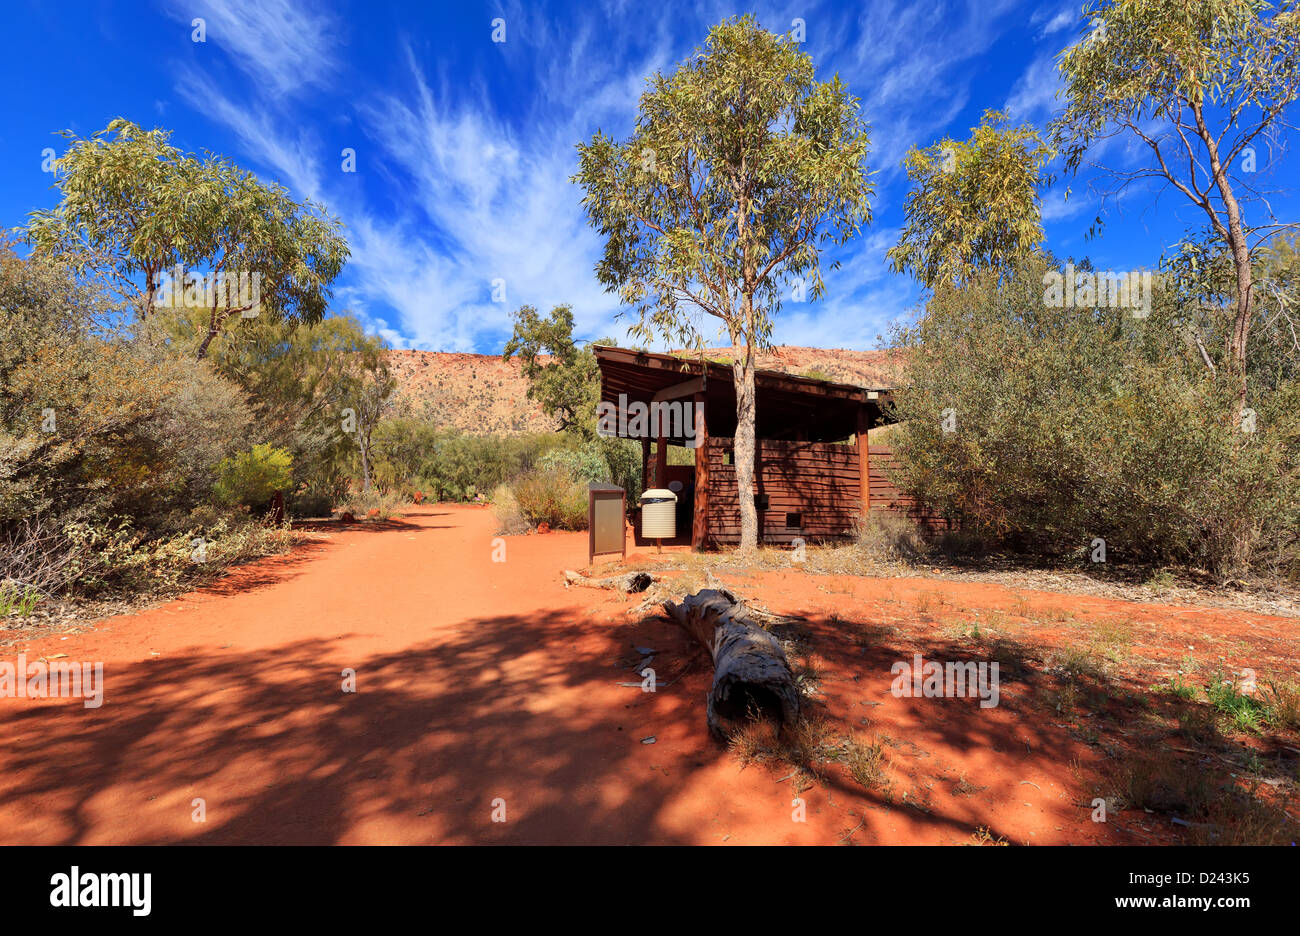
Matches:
[[662, 588, 800, 738], [562, 569, 654, 594]]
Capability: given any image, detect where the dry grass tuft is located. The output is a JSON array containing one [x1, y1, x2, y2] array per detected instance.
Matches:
[[1097, 750, 1294, 845], [842, 732, 888, 790], [727, 715, 889, 794]]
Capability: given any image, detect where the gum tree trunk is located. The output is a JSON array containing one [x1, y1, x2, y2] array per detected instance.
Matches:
[[732, 353, 758, 553], [731, 286, 759, 552], [1193, 100, 1254, 419]]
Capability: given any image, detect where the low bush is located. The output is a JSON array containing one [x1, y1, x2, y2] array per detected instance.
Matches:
[[490, 483, 530, 535], [511, 469, 588, 530], [538, 445, 610, 484], [410, 430, 567, 503], [540, 438, 643, 504], [0, 581, 42, 618], [289, 492, 334, 519], [888, 254, 1300, 578], [213, 444, 294, 511], [0, 512, 291, 600], [337, 489, 406, 521], [853, 511, 927, 561]]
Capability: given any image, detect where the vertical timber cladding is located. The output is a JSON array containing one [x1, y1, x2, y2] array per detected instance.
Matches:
[[705, 437, 863, 544], [868, 445, 951, 530]]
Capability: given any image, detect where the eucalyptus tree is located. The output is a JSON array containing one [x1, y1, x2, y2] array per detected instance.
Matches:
[[203, 313, 390, 499], [27, 118, 349, 360], [888, 110, 1054, 289], [351, 355, 397, 496], [502, 303, 607, 439], [574, 15, 873, 551], [1051, 0, 1300, 416]]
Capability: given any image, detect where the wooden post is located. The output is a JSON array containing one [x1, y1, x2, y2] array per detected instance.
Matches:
[[655, 428, 668, 490], [641, 437, 651, 491], [692, 390, 709, 551], [857, 404, 871, 519]]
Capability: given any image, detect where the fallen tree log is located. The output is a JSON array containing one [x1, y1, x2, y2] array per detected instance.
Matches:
[[562, 569, 654, 593], [662, 588, 800, 738]]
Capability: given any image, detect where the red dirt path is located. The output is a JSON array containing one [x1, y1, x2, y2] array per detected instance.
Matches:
[[1, 505, 1293, 844]]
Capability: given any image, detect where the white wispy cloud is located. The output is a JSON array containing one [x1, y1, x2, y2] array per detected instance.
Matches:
[[164, 0, 1090, 355], [352, 42, 629, 350], [1004, 51, 1064, 123], [175, 70, 324, 200], [164, 0, 340, 98], [1031, 5, 1077, 38], [842, 0, 1020, 178], [168, 5, 641, 353], [1041, 186, 1091, 223]]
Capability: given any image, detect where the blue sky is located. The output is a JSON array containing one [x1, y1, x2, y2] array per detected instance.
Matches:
[[2, 0, 1296, 353]]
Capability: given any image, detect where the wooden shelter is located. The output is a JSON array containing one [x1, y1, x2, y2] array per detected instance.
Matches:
[[593, 345, 911, 550]]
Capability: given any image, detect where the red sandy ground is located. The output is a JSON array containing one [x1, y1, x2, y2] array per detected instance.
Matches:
[[1, 504, 1294, 845]]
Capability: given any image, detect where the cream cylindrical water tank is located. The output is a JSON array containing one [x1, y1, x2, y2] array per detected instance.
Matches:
[[639, 488, 678, 540]]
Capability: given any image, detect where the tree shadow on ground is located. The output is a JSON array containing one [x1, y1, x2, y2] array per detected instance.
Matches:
[[194, 543, 331, 597], [5, 588, 1290, 845], [789, 609, 1299, 845], [0, 607, 715, 844]]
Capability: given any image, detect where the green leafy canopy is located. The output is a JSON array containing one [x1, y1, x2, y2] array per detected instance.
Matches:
[[573, 14, 874, 351], [1049, 0, 1300, 413], [26, 118, 350, 359], [502, 304, 609, 439], [888, 110, 1055, 290]]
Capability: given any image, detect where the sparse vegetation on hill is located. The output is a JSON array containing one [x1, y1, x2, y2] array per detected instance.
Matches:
[[385, 349, 558, 435], [385, 343, 900, 435]]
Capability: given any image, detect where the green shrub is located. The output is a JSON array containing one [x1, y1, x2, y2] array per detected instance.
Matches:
[[0, 581, 42, 618], [490, 483, 529, 535], [0, 247, 254, 529], [539, 445, 610, 484], [337, 489, 405, 521], [888, 254, 1300, 577], [0, 247, 274, 604], [538, 437, 643, 508], [1206, 670, 1268, 733], [600, 437, 643, 507], [202, 314, 389, 505], [511, 470, 588, 530], [400, 429, 566, 502], [289, 492, 334, 518], [213, 444, 294, 510], [1156, 674, 1198, 701], [371, 419, 645, 511], [500, 438, 643, 532], [48, 515, 292, 598]]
